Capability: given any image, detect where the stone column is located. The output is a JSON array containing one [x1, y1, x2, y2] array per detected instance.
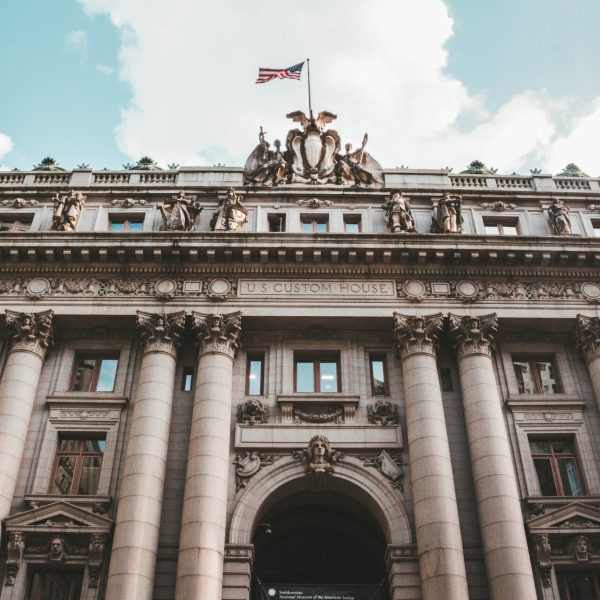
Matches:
[[175, 312, 242, 600], [0, 310, 54, 530], [393, 313, 468, 600], [106, 311, 186, 600], [575, 315, 600, 415], [448, 314, 536, 600]]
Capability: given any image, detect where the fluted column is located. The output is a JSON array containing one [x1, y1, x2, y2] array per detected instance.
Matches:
[[448, 314, 536, 600], [106, 311, 186, 600], [393, 313, 468, 600], [0, 311, 53, 530], [576, 315, 600, 415], [175, 312, 242, 600]]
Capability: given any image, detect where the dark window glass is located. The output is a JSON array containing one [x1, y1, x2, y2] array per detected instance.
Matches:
[[439, 367, 454, 392], [558, 570, 600, 600], [370, 355, 387, 395], [531, 439, 583, 496], [513, 355, 560, 394], [27, 569, 84, 600], [182, 367, 194, 391], [268, 214, 286, 232], [71, 354, 119, 392], [294, 355, 340, 393], [246, 354, 264, 395], [50, 437, 106, 495], [0, 217, 32, 232]]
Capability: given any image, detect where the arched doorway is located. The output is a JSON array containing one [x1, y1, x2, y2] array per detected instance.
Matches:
[[251, 489, 388, 598]]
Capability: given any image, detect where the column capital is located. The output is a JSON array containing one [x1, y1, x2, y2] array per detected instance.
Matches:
[[393, 313, 443, 359], [576, 314, 600, 363], [192, 311, 242, 358], [4, 310, 54, 358], [136, 311, 186, 356], [448, 313, 498, 358]]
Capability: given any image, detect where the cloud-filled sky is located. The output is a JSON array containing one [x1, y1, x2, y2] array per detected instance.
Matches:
[[1, 0, 600, 174]]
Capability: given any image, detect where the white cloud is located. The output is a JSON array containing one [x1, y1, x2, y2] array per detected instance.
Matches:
[[67, 28, 88, 48], [96, 63, 114, 75], [76, 0, 600, 173], [0, 132, 14, 168]]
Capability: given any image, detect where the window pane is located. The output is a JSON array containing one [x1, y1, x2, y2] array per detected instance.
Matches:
[[51, 457, 76, 494], [370, 359, 386, 395], [503, 225, 518, 235], [559, 571, 597, 600], [296, 361, 315, 392], [593, 226, 600, 237], [109, 221, 125, 232], [15, 220, 32, 232], [319, 361, 338, 392], [28, 569, 84, 600], [534, 458, 558, 495], [96, 359, 118, 391], [82, 439, 105, 453], [440, 368, 454, 392], [345, 221, 360, 233], [315, 221, 328, 233], [183, 369, 193, 392], [558, 458, 582, 496], [72, 358, 97, 392], [58, 439, 81, 452], [530, 440, 551, 454], [484, 225, 500, 235], [77, 456, 102, 495], [302, 221, 313, 233], [269, 215, 285, 232], [536, 360, 558, 394], [248, 358, 263, 395], [514, 361, 535, 394], [128, 221, 143, 232]]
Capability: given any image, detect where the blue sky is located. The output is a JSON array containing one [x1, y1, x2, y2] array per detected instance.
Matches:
[[1, 0, 600, 174]]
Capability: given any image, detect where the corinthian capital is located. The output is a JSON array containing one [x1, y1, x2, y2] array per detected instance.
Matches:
[[576, 314, 600, 363], [192, 311, 242, 358], [448, 313, 498, 358], [393, 313, 443, 359], [5, 310, 54, 358], [136, 311, 186, 356]]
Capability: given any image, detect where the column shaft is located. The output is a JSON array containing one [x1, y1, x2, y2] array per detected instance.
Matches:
[[576, 315, 600, 415]]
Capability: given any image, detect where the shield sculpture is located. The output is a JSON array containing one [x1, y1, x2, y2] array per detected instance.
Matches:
[[303, 130, 323, 168]]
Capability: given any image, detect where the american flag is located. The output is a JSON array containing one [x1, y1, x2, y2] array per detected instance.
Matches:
[[256, 62, 304, 84]]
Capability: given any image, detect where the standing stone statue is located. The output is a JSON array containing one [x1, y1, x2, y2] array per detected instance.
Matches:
[[211, 188, 248, 232], [158, 192, 202, 231], [548, 198, 572, 235], [382, 191, 416, 233], [51, 190, 85, 231], [431, 193, 463, 233], [243, 128, 287, 186]]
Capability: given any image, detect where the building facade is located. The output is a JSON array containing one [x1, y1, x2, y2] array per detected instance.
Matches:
[[1, 114, 600, 600]]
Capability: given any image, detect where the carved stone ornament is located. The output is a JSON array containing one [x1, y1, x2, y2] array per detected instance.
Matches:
[[576, 314, 600, 363], [548, 198, 572, 235], [110, 197, 148, 208], [431, 193, 463, 233], [5, 309, 54, 357], [238, 398, 269, 425], [205, 278, 235, 300], [244, 111, 383, 187], [294, 435, 343, 475], [393, 313, 443, 359], [1, 197, 39, 208], [5, 531, 25, 586], [361, 451, 404, 491], [481, 200, 516, 211], [382, 191, 416, 233], [367, 399, 400, 425], [233, 452, 277, 491], [159, 191, 202, 231], [448, 313, 498, 358], [296, 198, 333, 208], [534, 534, 552, 587], [192, 311, 242, 358], [211, 188, 248, 232], [51, 190, 85, 231], [136, 310, 186, 355], [49, 535, 66, 561], [87, 533, 106, 588], [571, 535, 590, 561]]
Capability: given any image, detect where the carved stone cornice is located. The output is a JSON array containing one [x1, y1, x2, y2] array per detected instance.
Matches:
[[192, 311, 242, 358], [136, 310, 186, 356], [5, 310, 54, 358], [448, 313, 498, 358], [393, 313, 443, 359], [576, 314, 600, 363]]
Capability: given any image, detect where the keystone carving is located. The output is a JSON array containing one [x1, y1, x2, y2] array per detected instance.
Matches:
[[382, 191, 416, 233], [211, 188, 248, 232], [238, 398, 269, 425], [548, 199, 572, 236], [1, 197, 39, 208], [5, 309, 54, 357], [431, 193, 463, 233], [49, 535, 66, 561], [575, 314, 600, 363], [294, 435, 342, 475], [51, 190, 85, 231], [534, 534, 552, 587], [233, 452, 277, 491], [572, 535, 590, 562], [481, 200, 516, 211], [87, 533, 106, 588], [136, 310, 186, 355], [158, 191, 202, 231], [5, 531, 25, 586], [448, 313, 498, 358], [192, 311, 242, 358], [361, 451, 404, 491], [393, 313, 443, 359], [367, 399, 399, 425]]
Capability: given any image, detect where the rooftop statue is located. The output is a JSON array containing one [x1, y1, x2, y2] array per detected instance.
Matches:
[[382, 191, 416, 233], [211, 187, 248, 232], [431, 193, 463, 234], [159, 192, 202, 231], [548, 198, 572, 236], [244, 110, 383, 187], [51, 190, 85, 231]]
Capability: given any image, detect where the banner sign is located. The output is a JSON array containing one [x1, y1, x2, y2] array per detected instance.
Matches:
[[258, 584, 383, 600]]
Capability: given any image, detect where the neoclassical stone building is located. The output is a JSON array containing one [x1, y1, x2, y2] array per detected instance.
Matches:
[[1, 114, 600, 600]]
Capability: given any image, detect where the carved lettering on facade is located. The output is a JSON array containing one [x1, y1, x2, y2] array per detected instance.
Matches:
[[238, 280, 396, 298]]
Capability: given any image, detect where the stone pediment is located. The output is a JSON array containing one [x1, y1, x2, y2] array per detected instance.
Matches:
[[528, 502, 600, 533], [4, 501, 113, 534]]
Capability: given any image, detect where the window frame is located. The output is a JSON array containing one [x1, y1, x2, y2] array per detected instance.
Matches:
[[512, 354, 562, 395], [482, 216, 520, 236], [69, 352, 120, 393], [343, 214, 362, 233], [529, 437, 584, 497], [27, 567, 85, 600], [246, 352, 265, 396], [108, 216, 144, 232], [300, 214, 329, 233], [0, 215, 33, 232], [268, 213, 286, 232], [558, 570, 600, 600], [182, 366, 194, 392], [294, 352, 341, 393], [369, 353, 388, 396]]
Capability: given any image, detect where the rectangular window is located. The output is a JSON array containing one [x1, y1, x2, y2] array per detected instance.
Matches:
[[182, 367, 194, 392], [530, 439, 583, 496], [369, 354, 388, 395], [49, 436, 106, 495], [301, 216, 329, 233], [483, 217, 519, 235], [109, 217, 144, 232], [70, 353, 119, 392], [268, 213, 286, 232], [513, 355, 560, 394], [27, 568, 84, 600], [344, 215, 361, 233], [592, 220, 600, 237], [246, 354, 264, 396], [439, 367, 454, 392], [558, 570, 600, 600], [295, 353, 340, 393], [0, 216, 32, 232]]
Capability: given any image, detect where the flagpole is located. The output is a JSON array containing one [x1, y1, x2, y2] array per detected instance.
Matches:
[[306, 58, 313, 119]]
